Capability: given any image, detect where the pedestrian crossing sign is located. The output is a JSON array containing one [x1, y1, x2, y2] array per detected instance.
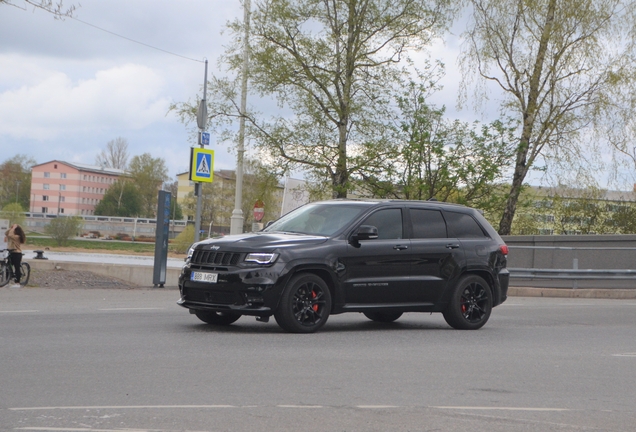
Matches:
[[189, 147, 214, 183]]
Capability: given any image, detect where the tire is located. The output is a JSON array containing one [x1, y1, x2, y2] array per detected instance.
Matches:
[[0, 263, 10, 287], [363, 311, 403, 323], [19, 262, 30, 286], [274, 273, 331, 333], [194, 310, 241, 326], [443, 275, 492, 330]]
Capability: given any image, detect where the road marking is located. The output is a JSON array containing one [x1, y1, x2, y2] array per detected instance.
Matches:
[[15, 428, 208, 432], [612, 353, 636, 357], [0, 310, 38, 313], [431, 406, 570, 412], [9, 405, 236, 411], [98, 308, 165, 311]]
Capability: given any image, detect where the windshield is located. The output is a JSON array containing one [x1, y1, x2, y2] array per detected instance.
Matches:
[[263, 202, 369, 236]]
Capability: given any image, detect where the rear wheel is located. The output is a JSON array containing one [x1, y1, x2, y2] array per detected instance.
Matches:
[[363, 311, 403, 323], [194, 310, 241, 326], [19, 262, 30, 286], [274, 274, 331, 333], [443, 275, 492, 330]]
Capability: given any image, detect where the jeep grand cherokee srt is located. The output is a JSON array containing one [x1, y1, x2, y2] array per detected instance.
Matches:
[[178, 199, 509, 333]]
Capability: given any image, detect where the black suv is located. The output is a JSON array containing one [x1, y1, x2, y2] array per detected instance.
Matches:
[[178, 199, 509, 333]]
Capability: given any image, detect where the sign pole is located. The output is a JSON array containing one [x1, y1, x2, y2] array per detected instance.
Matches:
[[194, 59, 208, 243]]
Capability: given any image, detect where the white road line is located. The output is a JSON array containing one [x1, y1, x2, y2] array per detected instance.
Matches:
[[9, 405, 236, 411], [98, 308, 165, 311], [612, 353, 636, 357], [15, 428, 209, 432], [431, 406, 570, 412]]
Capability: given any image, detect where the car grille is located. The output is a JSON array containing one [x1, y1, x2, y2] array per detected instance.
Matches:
[[191, 250, 242, 266]]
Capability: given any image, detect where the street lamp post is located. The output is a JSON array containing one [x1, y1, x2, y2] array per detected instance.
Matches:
[[15, 181, 20, 204]]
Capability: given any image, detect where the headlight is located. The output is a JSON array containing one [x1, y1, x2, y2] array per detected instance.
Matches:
[[186, 244, 196, 262], [245, 253, 278, 265]]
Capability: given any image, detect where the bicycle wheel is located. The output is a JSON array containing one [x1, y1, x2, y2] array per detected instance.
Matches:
[[19, 262, 30, 286], [0, 262, 10, 287]]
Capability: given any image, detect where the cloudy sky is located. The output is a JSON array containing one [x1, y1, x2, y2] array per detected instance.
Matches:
[[0, 0, 471, 182]]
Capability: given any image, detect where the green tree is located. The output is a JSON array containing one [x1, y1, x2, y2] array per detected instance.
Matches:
[[45, 216, 82, 246], [128, 154, 169, 218], [164, 181, 184, 221], [94, 180, 142, 217], [0, 155, 35, 210], [357, 80, 516, 213], [0, 203, 26, 227], [95, 137, 129, 170], [460, 0, 636, 235], [173, 0, 455, 198]]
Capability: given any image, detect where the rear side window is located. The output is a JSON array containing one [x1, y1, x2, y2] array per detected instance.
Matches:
[[444, 211, 487, 238], [361, 208, 403, 239], [410, 209, 447, 238]]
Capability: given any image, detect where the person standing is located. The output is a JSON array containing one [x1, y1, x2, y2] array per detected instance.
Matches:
[[4, 224, 26, 288]]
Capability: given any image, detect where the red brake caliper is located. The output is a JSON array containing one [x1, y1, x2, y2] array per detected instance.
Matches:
[[311, 290, 319, 312]]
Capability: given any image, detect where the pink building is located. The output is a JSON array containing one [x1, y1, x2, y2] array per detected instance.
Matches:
[[30, 161, 127, 216]]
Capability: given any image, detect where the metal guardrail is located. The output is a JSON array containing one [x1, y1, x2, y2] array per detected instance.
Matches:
[[507, 245, 636, 288]]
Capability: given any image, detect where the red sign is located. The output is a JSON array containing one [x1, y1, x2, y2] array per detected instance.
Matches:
[[253, 200, 265, 221]]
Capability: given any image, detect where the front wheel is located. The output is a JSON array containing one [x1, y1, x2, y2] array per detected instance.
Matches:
[[443, 275, 492, 330], [0, 263, 10, 287], [194, 310, 241, 326], [274, 274, 331, 333]]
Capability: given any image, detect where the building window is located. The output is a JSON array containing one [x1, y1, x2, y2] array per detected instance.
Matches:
[[54, 164, 58, 169], [60, 208, 64, 214], [59, 184, 66, 191], [42, 207, 48, 213], [44, 172, 50, 178], [43, 184, 49, 190], [42, 195, 49, 201], [83, 175, 87, 180], [60, 196, 65, 202], [60, 173, 67, 179]]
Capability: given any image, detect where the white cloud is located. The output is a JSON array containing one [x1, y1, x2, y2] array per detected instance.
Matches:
[[0, 62, 170, 140]]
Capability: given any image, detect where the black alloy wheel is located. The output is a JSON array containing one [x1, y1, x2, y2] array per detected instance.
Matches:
[[363, 311, 403, 323], [274, 273, 331, 333], [194, 310, 241, 326], [443, 275, 492, 330]]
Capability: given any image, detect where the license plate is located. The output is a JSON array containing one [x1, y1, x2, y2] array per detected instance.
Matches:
[[190, 272, 218, 283]]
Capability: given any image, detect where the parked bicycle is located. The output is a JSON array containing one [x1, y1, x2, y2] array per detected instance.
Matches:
[[0, 249, 30, 287]]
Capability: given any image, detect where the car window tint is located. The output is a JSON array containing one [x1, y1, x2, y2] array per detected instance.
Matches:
[[410, 209, 447, 238], [361, 209, 403, 239], [444, 211, 487, 238]]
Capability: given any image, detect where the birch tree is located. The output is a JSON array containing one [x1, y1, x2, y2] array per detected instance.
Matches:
[[461, 0, 636, 234]]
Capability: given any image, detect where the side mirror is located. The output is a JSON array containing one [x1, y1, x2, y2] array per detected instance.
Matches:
[[351, 225, 378, 242]]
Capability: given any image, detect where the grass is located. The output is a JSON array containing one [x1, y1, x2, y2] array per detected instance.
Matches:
[[27, 236, 156, 254]]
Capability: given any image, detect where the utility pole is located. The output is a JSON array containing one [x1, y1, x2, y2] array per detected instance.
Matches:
[[230, 0, 250, 235]]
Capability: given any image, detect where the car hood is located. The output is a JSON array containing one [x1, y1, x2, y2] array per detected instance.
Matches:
[[195, 232, 328, 251]]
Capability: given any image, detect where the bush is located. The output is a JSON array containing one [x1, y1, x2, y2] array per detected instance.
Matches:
[[45, 216, 83, 246], [172, 225, 194, 254], [0, 203, 26, 227]]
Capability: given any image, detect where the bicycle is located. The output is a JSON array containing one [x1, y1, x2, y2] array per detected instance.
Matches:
[[0, 249, 30, 287]]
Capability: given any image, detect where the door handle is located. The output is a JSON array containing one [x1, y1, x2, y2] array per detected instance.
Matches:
[[446, 243, 460, 249], [393, 245, 409, 250]]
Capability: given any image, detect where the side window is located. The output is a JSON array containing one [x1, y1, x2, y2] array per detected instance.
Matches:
[[361, 209, 403, 239], [410, 209, 447, 238], [444, 211, 487, 238]]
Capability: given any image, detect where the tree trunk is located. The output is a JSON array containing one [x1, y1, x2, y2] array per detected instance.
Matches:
[[497, 0, 556, 235]]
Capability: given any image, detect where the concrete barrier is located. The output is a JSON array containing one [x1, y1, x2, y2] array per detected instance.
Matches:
[[26, 258, 181, 288]]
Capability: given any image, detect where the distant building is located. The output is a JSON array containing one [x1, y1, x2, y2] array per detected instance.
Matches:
[[30, 161, 127, 216]]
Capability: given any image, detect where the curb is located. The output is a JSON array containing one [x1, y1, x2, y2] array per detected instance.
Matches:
[[509, 287, 636, 299]]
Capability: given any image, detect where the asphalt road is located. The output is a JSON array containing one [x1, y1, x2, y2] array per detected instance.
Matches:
[[1, 287, 635, 432]]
